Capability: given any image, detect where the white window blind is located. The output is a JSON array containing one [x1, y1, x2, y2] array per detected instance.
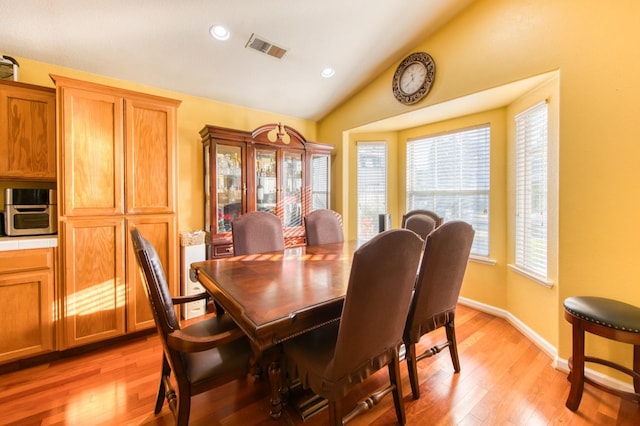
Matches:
[[310, 154, 330, 210], [515, 101, 548, 279], [406, 125, 490, 256], [357, 142, 387, 241]]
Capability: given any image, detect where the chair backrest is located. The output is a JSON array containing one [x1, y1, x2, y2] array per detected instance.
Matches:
[[404, 221, 474, 343], [401, 209, 444, 239], [130, 228, 186, 376], [326, 229, 423, 384], [304, 209, 344, 246], [232, 211, 285, 255]]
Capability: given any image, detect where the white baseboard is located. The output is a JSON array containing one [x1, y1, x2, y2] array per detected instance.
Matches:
[[457, 297, 635, 394]]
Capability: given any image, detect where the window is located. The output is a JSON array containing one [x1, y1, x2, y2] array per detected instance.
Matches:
[[310, 154, 330, 210], [515, 101, 548, 279], [406, 125, 490, 256], [357, 142, 387, 241]]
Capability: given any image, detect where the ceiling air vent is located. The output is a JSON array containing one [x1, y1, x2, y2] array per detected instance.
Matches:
[[245, 34, 287, 59]]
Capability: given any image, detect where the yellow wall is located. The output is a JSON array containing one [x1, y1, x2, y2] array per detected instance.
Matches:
[[10, 0, 640, 384], [13, 57, 316, 234], [319, 0, 640, 381]]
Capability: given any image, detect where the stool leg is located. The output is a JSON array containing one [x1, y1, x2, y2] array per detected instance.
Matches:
[[634, 344, 639, 393], [566, 322, 585, 411]]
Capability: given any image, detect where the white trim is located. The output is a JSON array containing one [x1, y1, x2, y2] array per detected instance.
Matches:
[[469, 254, 496, 266], [458, 296, 636, 394], [508, 263, 554, 288]]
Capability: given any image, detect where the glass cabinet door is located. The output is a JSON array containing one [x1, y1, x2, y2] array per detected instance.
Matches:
[[283, 152, 303, 227], [216, 144, 243, 233], [255, 149, 277, 215]]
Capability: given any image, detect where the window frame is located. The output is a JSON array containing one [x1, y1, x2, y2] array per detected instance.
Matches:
[[356, 141, 388, 242], [513, 100, 550, 282], [406, 124, 491, 256]]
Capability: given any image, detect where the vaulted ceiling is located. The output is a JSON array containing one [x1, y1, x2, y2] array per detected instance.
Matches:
[[1, 0, 475, 121]]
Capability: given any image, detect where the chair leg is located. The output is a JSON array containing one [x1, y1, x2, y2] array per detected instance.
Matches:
[[389, 355, 407, 425], [566, 322, 585, 411], [634, 344, 640, 393], [445, 321, 461, 373], [327, 400, 342, 426], [405, 342, 420, 399], [154, 356, 171, 414], [176, 385, 191, 426]]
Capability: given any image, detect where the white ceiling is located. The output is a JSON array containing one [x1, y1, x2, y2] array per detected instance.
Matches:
[[0, 0, 475, 121]]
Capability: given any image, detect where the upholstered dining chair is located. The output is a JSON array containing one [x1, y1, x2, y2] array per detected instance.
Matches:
[[283, 229, 424, 425], [401, 209, 444, 240], [304, 209, 344, 246], [403, 220, 474, 399], [232, 211, 285, 255], [130, 227, 252, 426]]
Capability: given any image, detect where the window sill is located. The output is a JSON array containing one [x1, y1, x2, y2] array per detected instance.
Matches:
[[469, 255, 496, 266], [508, 264, 554, 288]]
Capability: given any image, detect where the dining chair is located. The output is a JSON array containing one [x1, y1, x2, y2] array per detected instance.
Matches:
[[130, 227, 252, 426], [401, 209, 444, 239], [232, 211, 285, 255], [283, 229, 424, 425], [304, 209, 344, 246], [403, 220, 474, 399]]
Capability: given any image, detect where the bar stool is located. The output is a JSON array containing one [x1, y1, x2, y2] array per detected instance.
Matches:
[[563, 296, 640, 411]]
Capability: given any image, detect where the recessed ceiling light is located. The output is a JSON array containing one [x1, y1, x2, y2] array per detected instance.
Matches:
[[209, 25, 230, 41], [321, 67, 335, 78]]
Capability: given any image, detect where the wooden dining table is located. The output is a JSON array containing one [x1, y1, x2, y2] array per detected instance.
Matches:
[[190, 240, 361, 419]]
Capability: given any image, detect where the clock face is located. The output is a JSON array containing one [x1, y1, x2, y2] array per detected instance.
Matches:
[[399, 62, 427, 95], [392, 52, 435, 105]]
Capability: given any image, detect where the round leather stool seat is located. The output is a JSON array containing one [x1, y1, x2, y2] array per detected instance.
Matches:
[[563, 296, 640, 411], [564, 296, 640, 334]]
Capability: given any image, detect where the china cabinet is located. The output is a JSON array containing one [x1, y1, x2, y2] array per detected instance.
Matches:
[[200, 123, 333, 258]]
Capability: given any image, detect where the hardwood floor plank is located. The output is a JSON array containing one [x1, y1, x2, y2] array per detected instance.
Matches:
[[0, 305, 638, 425]]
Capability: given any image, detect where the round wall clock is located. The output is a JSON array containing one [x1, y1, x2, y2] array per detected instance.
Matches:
[[392, 52, 435, 105]]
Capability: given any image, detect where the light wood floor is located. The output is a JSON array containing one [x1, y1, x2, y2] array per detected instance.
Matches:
[[0, 305, 638, 425]]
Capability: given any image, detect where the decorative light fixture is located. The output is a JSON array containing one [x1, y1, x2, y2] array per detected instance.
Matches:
[[209, 25, 230, 41], [321, 67, 335, 78], [267, 122, 291, 144]]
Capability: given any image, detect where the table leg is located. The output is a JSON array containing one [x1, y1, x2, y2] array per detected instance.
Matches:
[[268, 360, 283, 419]]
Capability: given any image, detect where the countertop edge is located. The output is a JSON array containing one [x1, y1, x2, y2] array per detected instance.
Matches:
[[0, 236, 59, 251]]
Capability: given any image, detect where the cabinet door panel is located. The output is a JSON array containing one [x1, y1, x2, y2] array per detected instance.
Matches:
[[125, 98, 177, 214], [283, 151, 303, 228], [61, 218, 126, 348], [126, 215, 177, 331], [254, 148, 278, 215], [0, 83, 56, 180], [0, 268, 54, 363], [60, 86, 124, 216], [213, 143, 244, 234]]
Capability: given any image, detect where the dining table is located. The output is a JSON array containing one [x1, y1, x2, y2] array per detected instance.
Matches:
[[190, 240, 362, 419]]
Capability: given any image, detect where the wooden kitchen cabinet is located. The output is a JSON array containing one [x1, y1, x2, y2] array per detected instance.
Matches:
[[0, 248, 55, 363], [0, 80, 56, 181], [53, 75, 180, 348], [60, 218, 126, 348], [126, 215, 177, 332], [200, 123, 333, 258]]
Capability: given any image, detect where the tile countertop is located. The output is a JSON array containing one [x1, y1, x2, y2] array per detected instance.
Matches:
[[0, 235, 58, 251]]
